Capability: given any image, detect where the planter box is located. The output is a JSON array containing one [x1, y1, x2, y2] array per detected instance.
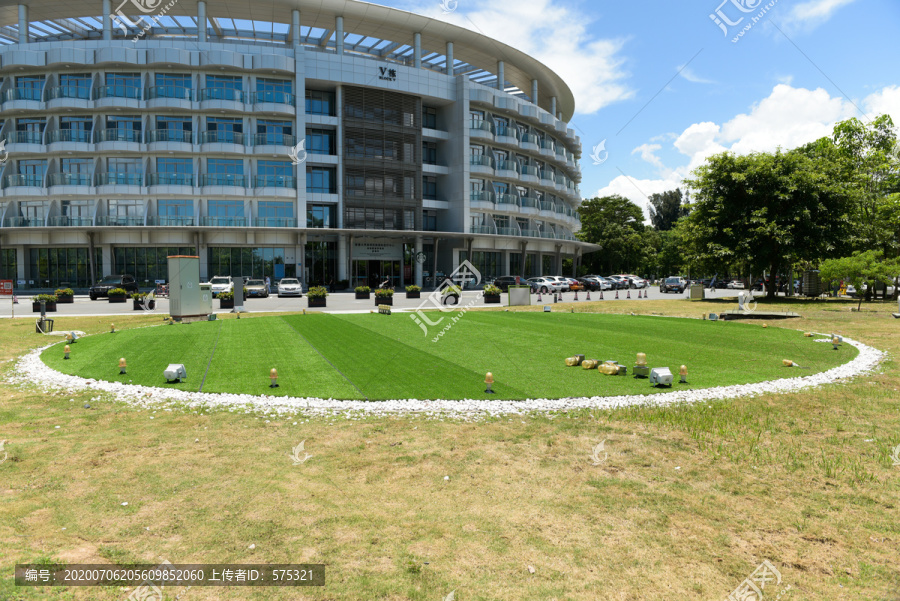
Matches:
[[374, 296, 393, 306], [219, 298, 234, 309], [484, 294, 501, 304], [56, 295, 74, 304], [355, 292, 371, 300], [308, 297, 326, 308], [406, 291, 421, 299], [108, 295, 127, 304], [32, 302, 57, 312]]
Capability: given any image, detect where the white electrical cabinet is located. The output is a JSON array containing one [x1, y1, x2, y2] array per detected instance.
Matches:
[[167, 256, 209, 320]]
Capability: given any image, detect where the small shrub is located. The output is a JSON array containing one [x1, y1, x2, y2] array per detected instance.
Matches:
[[374, 288, 394, 297], [33, 294, 58, 303], [54, 288, 74, 297], [307, 286, 329, 299], [405, 285, 421, 293], [107, 288, 127, 297], [218, 291, 234, 300], [355, 286, 371, 293], [483, 285, 502, 295]]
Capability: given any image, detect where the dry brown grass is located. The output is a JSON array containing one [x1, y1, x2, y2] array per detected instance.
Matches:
[[0, 297, 899, 600]]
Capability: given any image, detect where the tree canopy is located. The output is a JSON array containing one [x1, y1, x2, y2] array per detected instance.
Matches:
[[648, 188, 688, 231], [576, 195, 646, 274]]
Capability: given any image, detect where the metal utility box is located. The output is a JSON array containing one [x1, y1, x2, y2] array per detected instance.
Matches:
[[167, 256, 209, 320], [690, 284, 705, 300]]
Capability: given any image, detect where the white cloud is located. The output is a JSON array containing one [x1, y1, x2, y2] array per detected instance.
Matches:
[[677, 66, 714, 85], [596, 83, 900, 215], [782, 0, 859, 31], [402, 0, 634, 114]]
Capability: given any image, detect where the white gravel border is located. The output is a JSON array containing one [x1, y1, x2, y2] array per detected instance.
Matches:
[[7, 333, 886, 419]]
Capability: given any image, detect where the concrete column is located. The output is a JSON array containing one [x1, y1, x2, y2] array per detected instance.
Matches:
[[17, 5, 27, 44], [297, 232, 307, 287], [572, 249, 579, 277], [292, 9, 301, 47], [445, 42, 454, 75], [414, 33, 422, 69], [497, 60, 505, 91], [555, 244, 562, 276], [102, 0, 112, 40], [503, 249, 510, 277], [519, 240, 527, 279], [197, 1, 207, 43], [101, 244, 113, 277], [338, 234, 348, 282], [431, 238, 440, 288], [15, 246, 26, 282], [414, 235, 423, 287], [335, 16, 344, 54], [532, 79, 539, 104], [550, 96, 557, 116]]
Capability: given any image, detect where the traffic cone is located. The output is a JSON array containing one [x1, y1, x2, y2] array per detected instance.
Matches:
[[599, 290, 603, 300], [574, 290, 579, 301], [586, 290, 591, 301], [537, 290, 542, 302], [626, 289, 631, 299], [553, 293, 558, 303], [615, 290, 619, 299]]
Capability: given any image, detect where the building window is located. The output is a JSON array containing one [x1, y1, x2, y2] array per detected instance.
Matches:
[[256, 161, 294, 188], [306, 166, 336, 193], [154, 116, 192, 143], [16, 75, 44, 101], [156, 200, 193, 226], [154, 73, 192, 99], [58, 74, 91, 99], [423, 142, 437, 165], [30, 247, 103, 288], [423, 176, 437, 200], [205, 74, 243, 98], [255, 78, 293, 104], [104, 73, 141, 99], [154, 158, 193, 186], [305, 89, 335, 116], [306, 204, 336, 228], [104, 115, 141, 142], [423, 210, 437, 231], [423, 106, 438, 129], [306, 129, 336, 155], [208, 200, 245, 223], [204, 117, 243, 144], [257, 120, 293, 145], [59, 116, 93, 142], [205, 159, 244, 186], [258, 201, 292, 219]]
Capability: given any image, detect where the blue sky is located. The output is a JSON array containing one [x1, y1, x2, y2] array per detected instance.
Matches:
[[381, 0, 900, 217]]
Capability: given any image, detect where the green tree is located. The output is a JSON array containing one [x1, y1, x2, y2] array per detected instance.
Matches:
[[684, 149, 854, 299], [576, 195, 646, 274], [648, 188, 688, 231], [819, 250, 900, 310]]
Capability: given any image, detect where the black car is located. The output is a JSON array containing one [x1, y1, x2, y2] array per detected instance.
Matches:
[[89, 274, 139, 300], [492, 275, 531, 292], [577, 277, 601, 291], [659, 277, 685, 293]]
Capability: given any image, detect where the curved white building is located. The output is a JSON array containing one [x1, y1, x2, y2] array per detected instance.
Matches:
[[0, 0, 591, 290]]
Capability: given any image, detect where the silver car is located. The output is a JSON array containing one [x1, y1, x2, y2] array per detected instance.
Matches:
[[528, 277, 566, 294], [277, 278, 303, 297]]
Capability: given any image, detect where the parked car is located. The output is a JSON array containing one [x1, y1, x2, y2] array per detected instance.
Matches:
[[606, 275, 628, 289], [727, 280, 746, 289], [89, 274, 139, 300], [276, 278, 303, 297], [660, 277, 685, 294], [528, 277, 566, 294], [492, 275, 530, 292], [542, 276, 571, 291], [619, 274, 649, 288], [577, 277, 602, 291], [565, 278, 584, 291], [244, 279, 269, 298], [207, 276, 233, 297]]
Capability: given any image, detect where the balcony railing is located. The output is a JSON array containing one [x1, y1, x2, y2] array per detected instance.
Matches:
[[253, 217, 297, 227], [147, 129, 193, 143], [46, 85, 91, 101], [495, 159, 518, 173], [554, 203, 566, 214], [148, 173, 194, 186], [49, 216, 93, 226], [496, 194, 518, 206], [470, 191, 495, 203], [521, 132, 540, 145], [469, 120, 493, 134], [540, 169, 556, 181], [470, 225, 494, 235], [200, 88, 244, 102], [97, 128, 142, 143], [94, 85, 142, 100], [200, 174, 246, 187], [49, 129, 92, 143], [3, 174, 43, 187], [495, 124, 519, 139], [97, 172, 143, 186], [540, 139, 555, 151], [3, 216, 46, 227], [520, 196, 539, 208], [496, 226, 518, 236], [250, 91, 295, 105], [469, 155, 494, 168], [520, 165, 539, 177], [49, 173, 92, 186], [540, 200, 555, 212], [253, 175, 296, 188], [3, 88, 42, 102], [96, 216, 144, 226], [148, 216, 195, 226], [199, 130, 246, 145], [147, 85, 193, 101], [200, 216, 247, 227], [252, 133, 297, 147], [10, 130, 43, 144]]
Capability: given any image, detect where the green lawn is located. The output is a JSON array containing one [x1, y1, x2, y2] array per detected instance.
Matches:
[[41, 312, 855, 400]]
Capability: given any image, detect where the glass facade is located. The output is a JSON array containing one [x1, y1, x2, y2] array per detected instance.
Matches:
[[307, 204, 336, 228], [28, 247, 103, 288], [304, 242, 336, 286], [207, 247, 293, 280], [0, 248, 15, 281], [113, 247, 195, 285]]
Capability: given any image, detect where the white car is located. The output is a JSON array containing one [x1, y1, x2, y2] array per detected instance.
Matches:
[[727, 281, 746, 289], [277, 278, 303, 297], [207, 276, 233, 297], [543, 276, 571, 291], [528, 277, 566, 294]]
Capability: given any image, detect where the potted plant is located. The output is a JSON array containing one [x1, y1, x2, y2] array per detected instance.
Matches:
[[32, 294, 58, 312], [54, 288, 74, 303], [442, 284, 461, 306], [483, 284, 502, 303], [107, 288, 128, 303], [307, 286, 328, 308], [405, 284, 421, 299], [218, 290, 235, 309], [131, 292, 156, 310], [355, 285, 371, 300], [374, 288, 394, 306]]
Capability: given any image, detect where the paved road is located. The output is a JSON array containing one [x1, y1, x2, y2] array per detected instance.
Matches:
[[1, 287, 761, 319]]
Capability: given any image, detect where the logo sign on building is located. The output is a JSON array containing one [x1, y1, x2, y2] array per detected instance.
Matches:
[[0, 280, 12, 296], [353, 241, 403, 260], [378, 67, 397, 82]]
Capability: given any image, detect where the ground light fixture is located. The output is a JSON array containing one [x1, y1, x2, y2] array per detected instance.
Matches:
[[110, 323, 116, 333], [270, 368, 279, 388], [118, 358, 126, 374], [634, 352, 650, 378], [64, 345, 70, 360], [679, 365, 688, 384], [66, 332, 77, 343], [164, 364, 187, 383], [650, 367, 674, 387], [484, 372, 494, 394], [832, 336, 840, 350]]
